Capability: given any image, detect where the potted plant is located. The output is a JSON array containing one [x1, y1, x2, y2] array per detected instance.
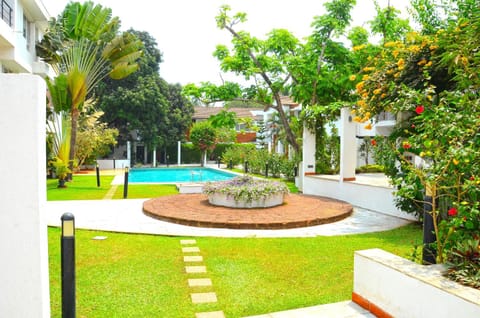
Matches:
[[51, 157, 71, 188], [203, 175, 289, 208]]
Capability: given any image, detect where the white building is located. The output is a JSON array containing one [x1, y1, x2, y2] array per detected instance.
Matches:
[[0, 0, 51, 76]]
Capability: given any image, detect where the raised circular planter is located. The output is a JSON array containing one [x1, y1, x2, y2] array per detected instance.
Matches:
[[203, 175, 289, 209], [208, 192, 285, 208]]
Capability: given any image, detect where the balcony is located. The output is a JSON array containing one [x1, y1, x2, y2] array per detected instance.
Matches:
[[374, 111, 396, 136], [1, 0, 12, 27]]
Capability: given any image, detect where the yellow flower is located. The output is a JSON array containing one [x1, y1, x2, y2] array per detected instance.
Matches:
[[425, 61, 433, 67], [362, 74, 370, 81], [430, 45, 438, 51], [363, 67, 375, 72], [362, 92, 369, 99], [356, 81, 365, 92], [417, 59, 427, 66], [353, 116, 362, 122], [364, 123, 372, 130], [349, 74, 357, 81], [394, 72, 400, 78], [453, 158, 459, 165], [408, 45, 420, 53], [381, 93, 387, 98], [392, 50, 400, 58], [373, 88, 381, 95], [384, 41, 396, 48], [353, 44, 366, 51], [427, 95, 433, 101], [357, 100, 366, 108]]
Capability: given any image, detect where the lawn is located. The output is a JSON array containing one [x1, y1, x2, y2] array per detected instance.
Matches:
[[47, 175, 179, 200], [48, 224, 422, 317]]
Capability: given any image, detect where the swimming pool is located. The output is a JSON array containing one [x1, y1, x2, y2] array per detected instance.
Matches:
[[128, 167, 236, 183]]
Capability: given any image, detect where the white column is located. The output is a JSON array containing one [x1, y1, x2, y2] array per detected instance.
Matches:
[[126, 141, 131, 167], [177, 141, 181, 166], [340, 107, 357, 181], [152, 148, 157, 167], [302, 123, 316, 175], [0, 74, 50, 317]]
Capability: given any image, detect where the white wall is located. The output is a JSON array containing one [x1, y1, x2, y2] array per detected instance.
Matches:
[[0, 74, 50, 317], [354, 249, 480, 318], [303, 176, 415, 220]]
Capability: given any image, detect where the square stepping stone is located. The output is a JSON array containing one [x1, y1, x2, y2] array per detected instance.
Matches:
[[180, 239, 197, 245], [185, 266, 207, 273], [188, 278, 212, 287], [196, 311, 225, 318], [182, 247, 200, 253], [191, 292, 217, 304], [184, 255, 203, 262]]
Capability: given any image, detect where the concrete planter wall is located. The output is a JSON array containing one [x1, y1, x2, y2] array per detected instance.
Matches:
[[208, 192, 284, 208], [352, 249, 480, 318]]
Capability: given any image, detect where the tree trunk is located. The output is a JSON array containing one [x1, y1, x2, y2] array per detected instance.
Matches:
[[68, 107, 80, 181], [273, 94, 299, 153]]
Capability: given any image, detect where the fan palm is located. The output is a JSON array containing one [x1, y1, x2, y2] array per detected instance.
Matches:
[[37, 1, 142, 174]]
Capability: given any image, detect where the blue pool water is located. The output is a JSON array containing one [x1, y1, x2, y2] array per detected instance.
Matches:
[[129, 167, 236, 183]]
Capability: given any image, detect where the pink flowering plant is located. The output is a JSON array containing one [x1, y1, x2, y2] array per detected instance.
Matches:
[[203, 175, 289, 203]]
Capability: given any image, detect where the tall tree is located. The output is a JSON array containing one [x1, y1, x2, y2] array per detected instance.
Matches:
[[214, 5, 301, 152], [37, 1, 142, 173], [96, 30, 193, 152]]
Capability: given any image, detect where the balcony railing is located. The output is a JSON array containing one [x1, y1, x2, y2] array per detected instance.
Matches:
[[376, 111, 396, 121], [1, 0, 13, 27]]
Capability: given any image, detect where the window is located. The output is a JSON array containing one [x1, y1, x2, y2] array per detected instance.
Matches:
[[23, 15, 32, 50]]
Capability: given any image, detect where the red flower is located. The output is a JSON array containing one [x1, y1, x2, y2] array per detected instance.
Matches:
[[411, 124, 416, 129], [470, 176, 475, 181], [415, 105, 425, 114], [403, 143, 411, 149], [448, 207, 458, 217], [371, 139, 377, 146]]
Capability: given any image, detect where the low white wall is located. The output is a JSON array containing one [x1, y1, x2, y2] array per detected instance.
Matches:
[[353, 249, 480, 318], [0, 74, 50, 317], [303, 176, 415, 220], [97, 159, 130, 170]]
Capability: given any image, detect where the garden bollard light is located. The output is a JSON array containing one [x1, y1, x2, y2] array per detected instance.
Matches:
[[61, 213, 76, 318], [229, 160, 233, 169], [244, 161, 249, 173], [96, 164, 100, 187], [217, 156, 220, 168], [265, 163, 269, 178], [123, 167, 129, 199], [423, 194, 437, 264], [166, 155, 169, 168]]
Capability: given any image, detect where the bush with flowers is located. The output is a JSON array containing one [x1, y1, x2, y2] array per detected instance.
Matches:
[[203, 175, 289, 205], [349, 5, 480, 287]]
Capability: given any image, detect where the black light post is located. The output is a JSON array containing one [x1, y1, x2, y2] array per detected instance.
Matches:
[[244, 161, 249, 173], [166, 155, 169, 168], [265, 163, 269, 178], [123, 167, 129, 199], [95, 164, 100, 187], [217, 156, 220, 168], [423, 194, 437, 264], [229, 160, 233, 169], [61, 213, 75, 318]]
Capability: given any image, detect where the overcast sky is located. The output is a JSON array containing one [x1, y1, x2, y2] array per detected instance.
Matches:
[[43, 0, 410, 85]]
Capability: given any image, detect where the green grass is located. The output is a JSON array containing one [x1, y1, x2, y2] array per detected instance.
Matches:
[[112, 184, 179, 199], [48, 224, 421, 317], [47, 176, 115, 200]]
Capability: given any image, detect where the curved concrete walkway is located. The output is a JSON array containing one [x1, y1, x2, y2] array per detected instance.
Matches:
[[44, 198, 411, 238]]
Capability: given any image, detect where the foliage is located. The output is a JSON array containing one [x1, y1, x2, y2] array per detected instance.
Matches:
[[203, 175, 289, 203], [47, 112, 72, 183], [445, 238, 480, 289], [355, 164, 384, 173], [208, 110, 237, 129], [97, 30, 193, 148], [351, 1, 480, 266], [221, 143, 256, 167], [189, 121, 218, 166], [38, 1, 142, 173], [75, 108, 118, 166]]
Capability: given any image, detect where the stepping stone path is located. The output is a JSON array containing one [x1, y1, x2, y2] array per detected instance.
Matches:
[[180, 239, 225, 318]]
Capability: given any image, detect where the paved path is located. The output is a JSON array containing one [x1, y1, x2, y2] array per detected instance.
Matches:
[[44, 199, 411, 238]]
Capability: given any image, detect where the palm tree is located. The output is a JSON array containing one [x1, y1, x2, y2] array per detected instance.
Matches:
[[37, 1, 142, 175]]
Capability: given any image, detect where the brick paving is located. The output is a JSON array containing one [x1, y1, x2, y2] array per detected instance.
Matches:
[[144, 193, 353, 229]]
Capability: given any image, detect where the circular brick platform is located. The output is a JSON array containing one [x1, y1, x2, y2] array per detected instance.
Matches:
[[143, 194, 353, 230]]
